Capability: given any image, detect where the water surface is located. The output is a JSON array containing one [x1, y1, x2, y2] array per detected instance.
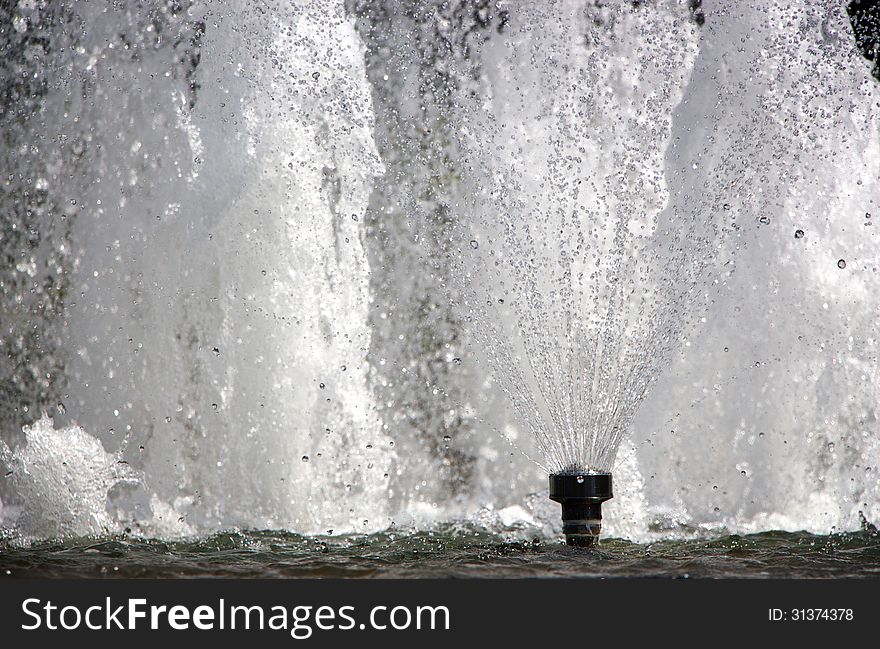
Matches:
[[3, 527, 879, 579]]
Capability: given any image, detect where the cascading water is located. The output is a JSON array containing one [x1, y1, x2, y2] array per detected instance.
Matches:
[[1, 0, 879, 556], [1, 0, 394, 539]]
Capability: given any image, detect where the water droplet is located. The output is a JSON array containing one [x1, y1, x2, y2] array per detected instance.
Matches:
[[758, 215, 771, 225], [722, 203, 731, 210], [469, 240, 479, 249], [211, 403, 218, 411], [301, 455, 309, 462], [794, 229, 804, 239], [837, 259, 846, 269], [212, 346, 220, 356], [319, 382, 326, 389], [164, 416, 172, 423], [576, 475, 584, 484]]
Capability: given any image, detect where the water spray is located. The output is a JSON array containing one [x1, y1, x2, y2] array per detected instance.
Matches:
[[549, 472, 613, 547]]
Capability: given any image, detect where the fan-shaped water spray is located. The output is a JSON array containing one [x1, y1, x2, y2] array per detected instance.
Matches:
[[448, 2, 706, 476], [426, 0, 716, 544]]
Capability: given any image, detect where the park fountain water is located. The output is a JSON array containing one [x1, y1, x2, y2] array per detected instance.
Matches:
[[0, 0, 879, 546], [440, 1, 707, 543]]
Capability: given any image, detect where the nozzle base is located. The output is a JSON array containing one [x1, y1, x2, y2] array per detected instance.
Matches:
[[549, 472, 613, 548]]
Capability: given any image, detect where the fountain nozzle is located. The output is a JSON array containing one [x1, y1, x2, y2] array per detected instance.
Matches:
[[549, 472, 613, 547]]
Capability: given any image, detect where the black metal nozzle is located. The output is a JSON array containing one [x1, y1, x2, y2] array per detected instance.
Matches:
[[549, 472, 613, 547]]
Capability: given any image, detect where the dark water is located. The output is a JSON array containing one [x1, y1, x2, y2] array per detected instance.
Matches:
[[2, 526, 880, 579]]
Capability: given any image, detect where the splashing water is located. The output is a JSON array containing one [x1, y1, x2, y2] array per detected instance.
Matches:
[[1, 0, 879, 545], [1, 0, 392, 538], [0, 415, 137, 540]]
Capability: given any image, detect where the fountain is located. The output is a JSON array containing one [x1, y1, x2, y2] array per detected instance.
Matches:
[[0, 0, 879, 561], [434, 1, 712, 544]]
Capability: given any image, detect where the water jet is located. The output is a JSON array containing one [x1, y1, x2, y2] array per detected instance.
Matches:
[[549, 473, 613, 547]]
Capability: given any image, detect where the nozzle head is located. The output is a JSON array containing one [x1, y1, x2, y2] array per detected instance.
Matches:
[[549, 473, 613, 547]]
